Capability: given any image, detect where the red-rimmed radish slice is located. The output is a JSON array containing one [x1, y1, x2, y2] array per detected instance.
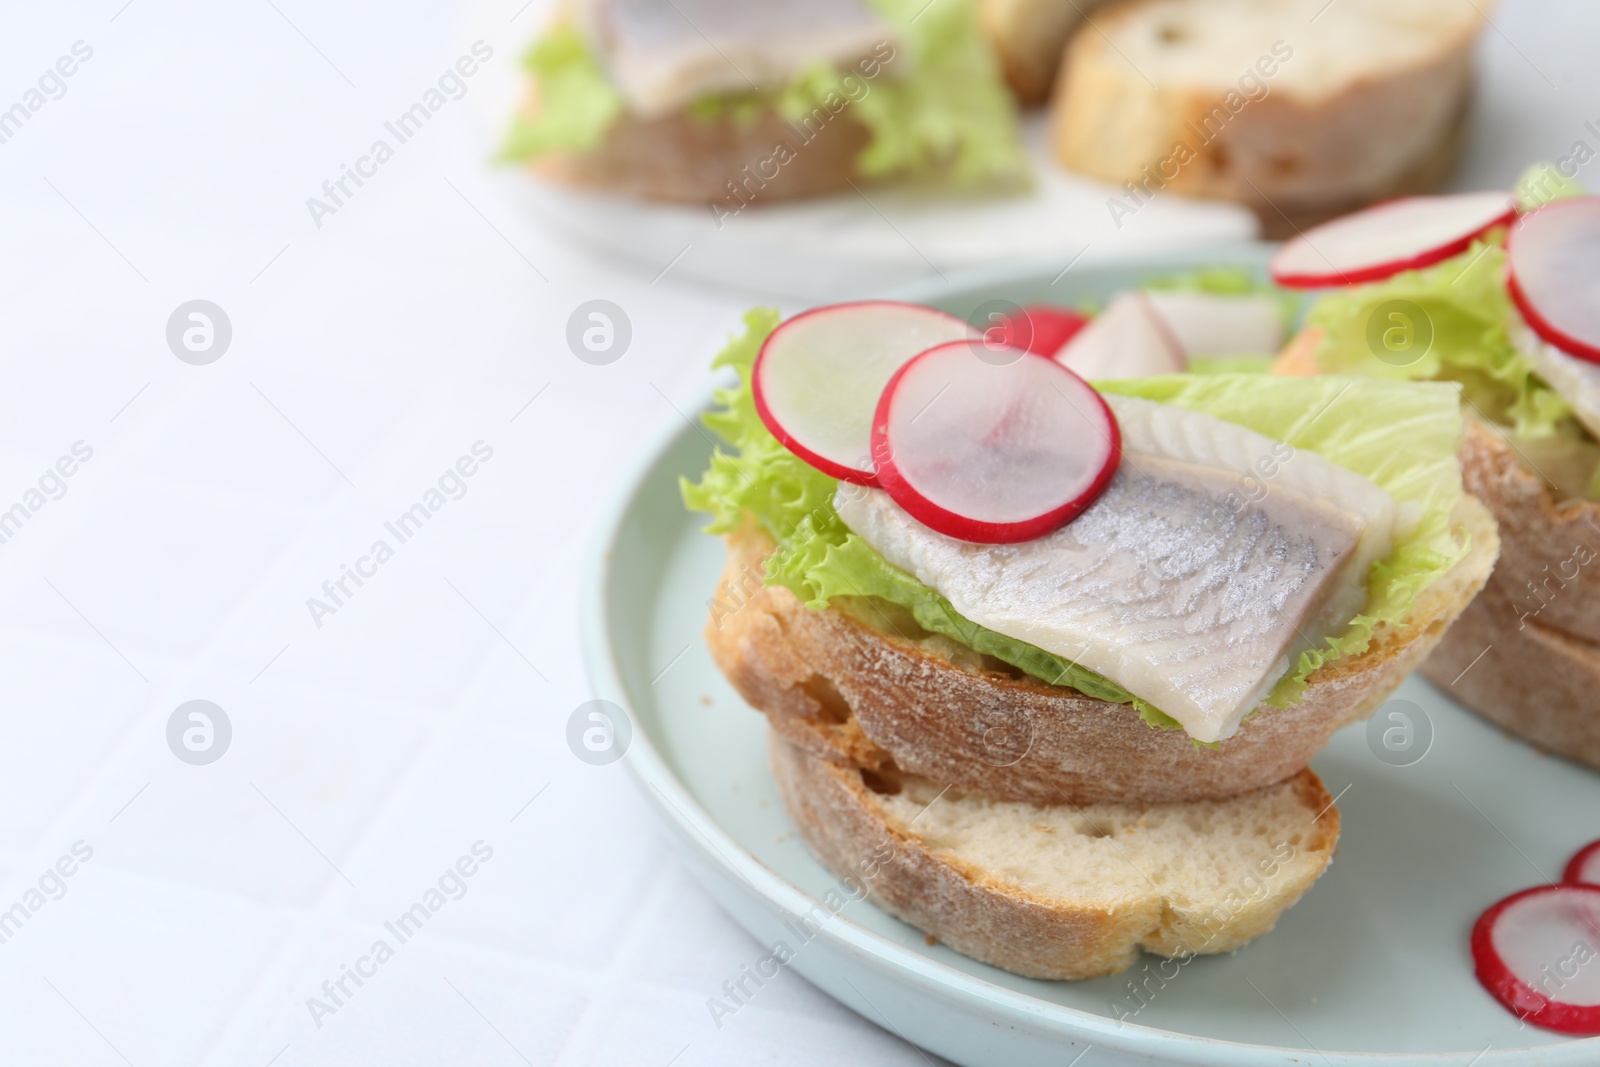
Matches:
[[871, 339, 1121, 544], [1507, 197, 1600, 364], [753, 301, 975, 485], [1144, 290, 1284, 358], [1271, 191, 1517, 288], [1054, 291, 1185, 380], [1472, 884, 1600, 1034], [1564, 840, 1600, 886], [992, 304, 1088, 356]]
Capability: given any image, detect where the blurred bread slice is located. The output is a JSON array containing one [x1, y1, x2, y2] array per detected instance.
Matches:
[[978, 0, 1115, 104], [1049, 0, 1491, 235], [522, 86, 870, 206], [770, 732, 1339, 979]]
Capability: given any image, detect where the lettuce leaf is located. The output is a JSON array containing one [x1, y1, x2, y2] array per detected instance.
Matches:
[[1189, 354, 1277, 375], [502, 0, 1026, 186], [1305, 238, 1572, 439], [499, 25, 624, 160], [1516, 160, 1587, 212], [832, 0, 1026, 184], [684, 309, 1469, 731]]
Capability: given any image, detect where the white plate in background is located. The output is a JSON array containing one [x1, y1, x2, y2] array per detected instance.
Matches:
[[461, 0, 1260, 299]]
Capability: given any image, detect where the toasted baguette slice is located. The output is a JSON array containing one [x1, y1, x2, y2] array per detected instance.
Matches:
[[1419, 423, 1600, 771], [1048, 0, 1489, 236], [770, 732, 1339, 980], [1451, 420, 1600, 644], [978, 0, 1115, 104], [710, 497, 1497, 806], [1422, 573, 1600, 773]]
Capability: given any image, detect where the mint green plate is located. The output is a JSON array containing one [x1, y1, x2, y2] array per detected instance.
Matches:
[[581, 245, 1600, 1065]]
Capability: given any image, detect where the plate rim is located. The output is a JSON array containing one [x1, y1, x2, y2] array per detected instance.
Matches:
[[579, 245, 1600, 1065]]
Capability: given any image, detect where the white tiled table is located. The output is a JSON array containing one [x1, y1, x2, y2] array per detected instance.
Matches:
[[0, 1, 1593, 1063]]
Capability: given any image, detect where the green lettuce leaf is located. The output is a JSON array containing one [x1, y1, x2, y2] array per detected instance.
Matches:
[[684, 309, 1469, 731], [502, 0, 1026, 186], [499, 25, 624, 160], [1515, 160, 1587, 212], [830, 0, 1026, 184], [1189, 354, 1277, 375], [1305, 238, 1572, 439]]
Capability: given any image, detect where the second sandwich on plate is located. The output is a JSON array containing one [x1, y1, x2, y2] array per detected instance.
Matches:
[[684, 300, 1496, 978], [1273, 172, 1600, 773]]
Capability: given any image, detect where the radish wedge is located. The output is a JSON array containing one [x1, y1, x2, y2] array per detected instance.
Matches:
[[871, 339, 1120, 544], [1054, 291, 1186, 380], [753, 301, 974, 485], [994, 304, 1088, 356], [1271, 192, 1517, 288], [1144, 290, 1284, 358], [1508, 198, 1600, 364], [1564, 840, 1600, 886], [1472, 884, 1600, 1034]]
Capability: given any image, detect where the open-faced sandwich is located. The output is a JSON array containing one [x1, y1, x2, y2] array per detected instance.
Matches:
[[1272, 168, 1600, 773], [685, 292, 1496, 979], [504, 0, 1028, 214]]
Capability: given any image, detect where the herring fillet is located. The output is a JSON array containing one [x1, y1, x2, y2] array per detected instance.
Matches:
[[585, 0, 897, 117], [1106, 394, 1397, 638], [836, 397, 1398, 742]]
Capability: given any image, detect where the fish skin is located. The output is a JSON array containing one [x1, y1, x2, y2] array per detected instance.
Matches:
[[1105, 394, 1398, 638], [836, 397, 1398, 742]]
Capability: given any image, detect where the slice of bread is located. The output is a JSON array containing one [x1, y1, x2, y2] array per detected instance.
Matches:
[[1418, 423, 1600, 771], [1048, 0, 1489, 236], [977, 0, 1115, 104], [522, 87, 869, 208], [769, 732, 1339, 979], [709, 497, 1497, 806], [1422, 575, 1600, 772], [1451, 420, 1600, 645]]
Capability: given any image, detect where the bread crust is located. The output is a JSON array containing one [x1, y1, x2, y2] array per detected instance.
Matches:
[[1453, 422, 1600, 644], [769, 733, 1339, 980], [1422, 576, 1600, 772], [709, 497, 1498, 805], [1047, 0, 1479, 236], [1418, 423, 1600, 770], [978, 0, 1110, 104]]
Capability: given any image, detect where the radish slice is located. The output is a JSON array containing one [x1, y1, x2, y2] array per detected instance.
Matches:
[[1144, 290, 1284, 358], [1508, 198, 1600, 364], [1564, 840, 1600, 886], [753, 301, 975, 485], [1472, 884, 1600, 1034], [871, 339, 1121, 544], [1054, 291, 1186, 380], [1271, 192, 1517, 288], [993, 305, 1088, 356]]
